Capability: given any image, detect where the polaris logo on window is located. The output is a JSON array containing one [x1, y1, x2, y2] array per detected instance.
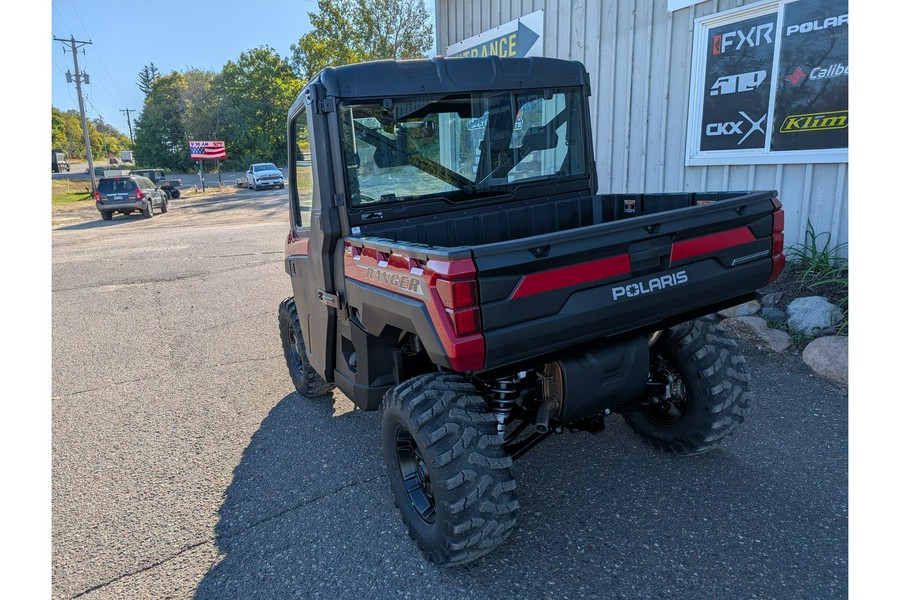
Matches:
[[611, 271, 688, 301]]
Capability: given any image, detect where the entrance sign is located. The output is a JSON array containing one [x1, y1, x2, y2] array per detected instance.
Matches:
[[447, 10, 543, 58]]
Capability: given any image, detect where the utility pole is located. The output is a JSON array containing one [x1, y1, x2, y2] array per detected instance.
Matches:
[[54, 35, 96, 193], [120, 108, 136, 144]]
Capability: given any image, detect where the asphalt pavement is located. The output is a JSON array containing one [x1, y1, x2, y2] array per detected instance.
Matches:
[[51, 187, 848, 599]]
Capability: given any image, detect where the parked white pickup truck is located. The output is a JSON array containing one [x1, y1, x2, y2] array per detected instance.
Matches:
[[246, 163, 285, 190]]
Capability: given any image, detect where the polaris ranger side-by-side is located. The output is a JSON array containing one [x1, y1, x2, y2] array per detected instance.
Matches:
[[278, 57, 785, 566]]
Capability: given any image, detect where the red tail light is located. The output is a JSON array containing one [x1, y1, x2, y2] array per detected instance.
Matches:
[[769, 197, 786, 283], [427, 260, 483, 338], [135, 188, 144, 200], [93, 191, 100, 203]]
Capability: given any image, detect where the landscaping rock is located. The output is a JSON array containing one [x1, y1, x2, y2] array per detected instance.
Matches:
[[802, 336, 848, 386], [761, 292, 784, 307], [717, 300, 761, 319], [719, 316, 792, 353], [787, 296, 838, 337], [761, 306, 786, 324]]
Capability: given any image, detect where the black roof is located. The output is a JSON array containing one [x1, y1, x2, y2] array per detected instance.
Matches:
[[314, 56, 589, 99]]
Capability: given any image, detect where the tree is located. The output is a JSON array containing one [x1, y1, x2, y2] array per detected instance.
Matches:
[[51, 107, 129, 159], [137, 63, 160, 95], [133, 72, 191, 170], [290, 0, 433, 80], [218, 46, 302, 169]]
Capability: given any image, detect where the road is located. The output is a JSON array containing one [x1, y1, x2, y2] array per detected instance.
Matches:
[[51, 188, 848, 599]]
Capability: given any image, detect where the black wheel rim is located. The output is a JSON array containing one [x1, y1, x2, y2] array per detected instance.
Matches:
[[644, 356, 688, 426], [395, 427, 436, 524], [287, 326, 305, 375]]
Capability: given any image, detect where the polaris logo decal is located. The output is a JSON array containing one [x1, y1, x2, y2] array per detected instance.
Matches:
[[611, 271, 688, 301], [360, 265, 424, 296]]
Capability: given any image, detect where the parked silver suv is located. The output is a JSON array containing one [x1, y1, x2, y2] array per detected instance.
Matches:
[[95, 175, 168, 221]]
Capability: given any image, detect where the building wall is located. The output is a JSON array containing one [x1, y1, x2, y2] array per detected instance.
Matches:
[[435, 0, 849, 251]]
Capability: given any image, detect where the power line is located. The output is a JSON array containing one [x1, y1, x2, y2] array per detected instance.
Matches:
[[54, 35, 98, 193]]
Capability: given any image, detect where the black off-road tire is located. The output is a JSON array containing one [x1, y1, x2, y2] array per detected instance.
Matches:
[[278, 297, 333, 398], [100, 211, 112, 221], [163, 189, 173, 200], [381, 373, 519, 566], [624, 317, 750, 455], [171, 189, 181, 199]]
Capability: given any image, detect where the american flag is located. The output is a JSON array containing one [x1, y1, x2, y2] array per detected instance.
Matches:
[[189, 140, 227, 160]]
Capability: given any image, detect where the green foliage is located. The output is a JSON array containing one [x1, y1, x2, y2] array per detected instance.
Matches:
[[785, 221, 849, 335], [133, 73, 192, 171], [218, 47, 302, 169], [137, 63, 160, 95], [785, 220, 848, 284], [290, 0, 434, 80], [51, 107, 130, 160]]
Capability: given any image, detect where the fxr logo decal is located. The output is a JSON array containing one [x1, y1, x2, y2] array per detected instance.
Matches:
[[712, 23, 774, 55], [611, 271, 689, 301]]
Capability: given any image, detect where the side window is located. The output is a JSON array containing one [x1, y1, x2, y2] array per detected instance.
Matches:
[[289, 104, 311, 228]]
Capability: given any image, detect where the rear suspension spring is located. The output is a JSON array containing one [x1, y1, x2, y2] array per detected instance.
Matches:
[[487, 378, 519, 439]]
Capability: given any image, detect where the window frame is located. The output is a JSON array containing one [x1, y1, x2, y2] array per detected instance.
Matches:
[[685, 0, 848, 166]]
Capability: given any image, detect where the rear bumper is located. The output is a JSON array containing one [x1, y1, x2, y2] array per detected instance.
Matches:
[[97, 201, 146, 212]]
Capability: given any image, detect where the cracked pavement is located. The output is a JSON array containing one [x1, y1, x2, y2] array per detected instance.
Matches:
[[52, 187, 847, 599]]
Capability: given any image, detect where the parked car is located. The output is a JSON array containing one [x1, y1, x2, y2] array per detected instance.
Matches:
[[52, 151, 70, 173], [94, 175, 168, 221], [130, 168, 182, 198], [120, 150, 134, 164], [246, 163, 285, 190]]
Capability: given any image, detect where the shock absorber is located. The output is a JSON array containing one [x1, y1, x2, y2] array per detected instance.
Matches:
[[487, 377, 519, 439]]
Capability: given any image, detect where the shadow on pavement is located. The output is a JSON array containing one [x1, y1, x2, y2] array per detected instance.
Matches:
[[195, 349, 847, 599]]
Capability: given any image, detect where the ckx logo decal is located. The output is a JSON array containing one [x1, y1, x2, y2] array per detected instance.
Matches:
[[712, 22, 774, 55], [710, 70, 767, 96], [706, 112, 767, 145]]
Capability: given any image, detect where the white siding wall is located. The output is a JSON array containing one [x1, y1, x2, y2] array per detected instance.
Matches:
[[435, 0, 849, 251]]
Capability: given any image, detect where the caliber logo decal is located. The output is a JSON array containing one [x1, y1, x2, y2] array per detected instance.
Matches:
[[710, 70, 767, 96], [611, 271, 688, 301], [784, 66, 808, 87], [780, 111, 848, 133], [706, 111, 766, 145], [712, 23, 774, 55], [361, 265, 424, 295], [810, 63, 848, 80], [786, 14, 848, 37]]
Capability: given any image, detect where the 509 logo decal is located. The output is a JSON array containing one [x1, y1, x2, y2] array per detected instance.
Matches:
[[710, 70, 767, 96]]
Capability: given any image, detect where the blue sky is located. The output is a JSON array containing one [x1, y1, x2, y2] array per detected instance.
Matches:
[[50, 0, 320, 135], [50, 0, 438, 137]]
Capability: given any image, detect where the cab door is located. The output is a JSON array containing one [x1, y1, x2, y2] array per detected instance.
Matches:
[[284, 85, 345, 383]]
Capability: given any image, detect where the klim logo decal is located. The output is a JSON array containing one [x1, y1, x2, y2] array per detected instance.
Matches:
[[712, 23, 774, 55], [779, 111, 848, 133], [705, 112, 767, 145], [710, 70, 767, 96], [611, 271, 688, 301]]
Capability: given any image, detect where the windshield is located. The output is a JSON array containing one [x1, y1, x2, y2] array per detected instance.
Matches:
[[338, 88, 588, 207], [254, 164, 278, 172]]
